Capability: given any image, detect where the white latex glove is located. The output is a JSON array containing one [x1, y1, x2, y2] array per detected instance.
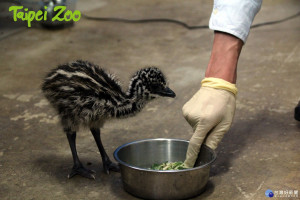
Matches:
[[183, 78, 237, 168]]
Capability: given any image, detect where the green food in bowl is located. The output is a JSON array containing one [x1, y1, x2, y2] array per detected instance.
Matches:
[[150, 161, 187, 170]]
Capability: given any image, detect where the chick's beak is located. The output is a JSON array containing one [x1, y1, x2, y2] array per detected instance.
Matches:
[[157, 87, 176, 98]]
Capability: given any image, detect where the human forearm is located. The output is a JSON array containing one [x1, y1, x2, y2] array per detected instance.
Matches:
[[183, 0, 262, 168], [205, 31, 243, 84], [206, 0, 262, 84]]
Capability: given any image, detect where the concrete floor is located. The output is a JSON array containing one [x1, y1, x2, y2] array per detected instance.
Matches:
[[0, 0, 300, 199]]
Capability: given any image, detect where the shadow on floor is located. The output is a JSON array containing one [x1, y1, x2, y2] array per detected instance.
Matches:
[[32, 108, 298, 199], [209, 109, 297, 177], [109, 179, 215, 200], [33, 154, 128, 197], [32, 153, 123, 184], [190, 180, 215, 200]]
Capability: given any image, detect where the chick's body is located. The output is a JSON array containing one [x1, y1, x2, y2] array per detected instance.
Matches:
[[41, 60, 175, 179], [43, 60, 135, 130]]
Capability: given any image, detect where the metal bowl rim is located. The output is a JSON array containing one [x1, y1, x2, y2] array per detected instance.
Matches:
[[113, 138, 217, 173]]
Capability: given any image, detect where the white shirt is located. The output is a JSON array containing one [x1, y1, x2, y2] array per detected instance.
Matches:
[[209, 0, 262, 43]]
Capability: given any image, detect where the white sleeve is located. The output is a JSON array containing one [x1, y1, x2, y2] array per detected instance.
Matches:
[[209, 0, 262, 43]]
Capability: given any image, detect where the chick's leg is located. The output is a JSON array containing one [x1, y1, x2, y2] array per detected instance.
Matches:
[[90, 128, 120, 174], [66, 131, 95, 179]]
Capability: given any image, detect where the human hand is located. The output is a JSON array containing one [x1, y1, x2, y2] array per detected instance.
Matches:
[[182, 78, 237, 168]]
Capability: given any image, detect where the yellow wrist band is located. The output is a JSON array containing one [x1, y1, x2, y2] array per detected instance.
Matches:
[[201, 77, 238, 95]]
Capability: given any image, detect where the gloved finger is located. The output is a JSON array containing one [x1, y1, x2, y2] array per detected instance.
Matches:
[[190, 121, 218, 146], [184, 122, 216, 168], [204, 99, 235, 150], [204, 120, 232, 150]]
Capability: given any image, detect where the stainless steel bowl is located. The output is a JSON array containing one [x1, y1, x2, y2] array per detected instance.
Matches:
[[114, 138, 216, 200]]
